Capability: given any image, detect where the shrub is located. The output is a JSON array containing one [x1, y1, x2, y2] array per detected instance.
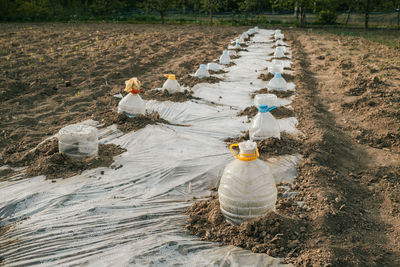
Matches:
[[318, 10, 337, 24]]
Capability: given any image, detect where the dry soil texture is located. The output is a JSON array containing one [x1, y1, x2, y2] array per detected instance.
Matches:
[[0, 23, 243, 179], [187, 29, 400, 266]]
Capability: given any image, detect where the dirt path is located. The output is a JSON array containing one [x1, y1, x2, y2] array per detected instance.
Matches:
[[287, 31, 400, 265]]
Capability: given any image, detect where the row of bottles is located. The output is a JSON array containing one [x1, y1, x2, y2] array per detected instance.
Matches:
[[219, 29, 292, 225]]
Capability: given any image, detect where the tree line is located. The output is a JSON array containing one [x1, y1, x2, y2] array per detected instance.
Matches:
[[1, 0, 399, 28]]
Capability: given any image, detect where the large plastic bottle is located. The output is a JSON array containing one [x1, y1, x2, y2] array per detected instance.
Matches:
[[118, 77, 146, 116], [274, 46, 285, 58], [234, 41, 241, 49], [267, 72, 287, 91], [242, 32, 249, 40], [268, 60, 284, 74], [249, 105, 280, 140], [162, 74, 181, 94], [58, 124, 99, 158], [194, 64, 210, 78], [219, 50, 230, 65], [275, 39, 284, 46], [218, 140, 277, 225]]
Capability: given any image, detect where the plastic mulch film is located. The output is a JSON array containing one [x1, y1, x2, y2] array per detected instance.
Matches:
[[0, 30, 299, 266]]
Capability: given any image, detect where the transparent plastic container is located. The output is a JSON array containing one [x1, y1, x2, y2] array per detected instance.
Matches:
[[162, 74, 181, 94], [241, 32, 249, 40], [254, 26, 259, 32], [274, 29, 281, 35], [207, 63, 220, 72], [219, 50, 230, 65], [268, 60, 284, 74], [274, 46, 285, 58], [254, 94, 278, 107], [118, 92, 145, 116], [249, 105, 280, 140], [58, 124, 99, 158], [267, 72, 288, 91], [234, 41, 241, 49], [194, 64, 210, 78], [218, 140, 277, 225], [238, 36, 245, 43], [273, 59, 290, 69], [275, 39, 284, 46], [274, 33, 285, 40]]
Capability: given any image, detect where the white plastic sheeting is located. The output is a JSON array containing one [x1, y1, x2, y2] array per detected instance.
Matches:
[[0, 29, 299, 267]]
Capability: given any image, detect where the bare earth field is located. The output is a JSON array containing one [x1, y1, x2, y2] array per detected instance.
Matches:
[[1, 24, 400, 266]]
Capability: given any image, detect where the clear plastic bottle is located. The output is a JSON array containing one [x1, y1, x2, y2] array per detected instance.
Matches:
[[274, 46, 285, 58], [219, 50, 230, 65], [275, 39, 284, 46], [118, 91, 145, 116], [267, 72, 287, 91], [194, 64, 210, 78], [242, 32, 249, 40], [118, 77, 146, 116], [218, 140, 277, 225], [162, 74, 181, 94], [254, 93, 278, 107], [58, 124, 99, 158], [268, 60, 284, 74], [234, 41, 241, 49], [249, 105, 280, 140]]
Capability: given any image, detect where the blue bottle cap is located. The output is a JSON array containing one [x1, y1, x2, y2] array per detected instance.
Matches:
[[274, 72, 282, 78]]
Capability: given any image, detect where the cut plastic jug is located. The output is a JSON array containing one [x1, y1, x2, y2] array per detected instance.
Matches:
[[207, 63, 220, 72], [218, 140, 277, 225], [267, 72, 288, 91], [241, 32, 249, 40], [254, 94, 278, 107], [268, 60, 284, 74], [275, 39, 284, 46], [274, 46, 285, 58], [274, 33, 284, 40], [58, 124, 99, 158], [234, 41, 241, 49], [194, 64, 210, 78], [118, 77, 145, 116], [219, 50, 230, 65], [249, 105, 280, 140], [274, 29, 281, 35], [162, 74, 182, 94]]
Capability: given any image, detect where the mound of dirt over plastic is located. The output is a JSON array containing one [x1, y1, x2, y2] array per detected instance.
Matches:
[[185, 194, 308, 258], [96, 111, 171, 133], [237, 106, 295, 119], [252, 88, 295, 99], [2, 138, 126, 180], [142, 89, 198, 103], [258, 72, 295, 82], [0, 23, 244, 181], [224, 132, 303, 158], [179, 74, 222, 87]]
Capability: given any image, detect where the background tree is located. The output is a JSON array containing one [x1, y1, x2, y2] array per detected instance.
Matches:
[[201, 0, 223, 24], [273, 0, 313, 27], [149, 0, 175, 24]]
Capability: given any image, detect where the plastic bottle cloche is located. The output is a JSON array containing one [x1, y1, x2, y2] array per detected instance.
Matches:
[[118, 77, 146, 116], [267, 72, 288, 91], [219, 50, 230, 65], [218, 140, 277, 225], [58, 124, 99, 158], [249, 104, 280, 140], [194, 64, 210, 78], [162, 74, 182, 94]]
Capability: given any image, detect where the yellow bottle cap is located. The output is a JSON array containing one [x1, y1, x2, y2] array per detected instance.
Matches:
[[164, 74, 175, 80]]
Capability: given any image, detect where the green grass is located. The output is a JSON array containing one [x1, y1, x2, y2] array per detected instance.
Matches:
[[312, 28, 400, 50]]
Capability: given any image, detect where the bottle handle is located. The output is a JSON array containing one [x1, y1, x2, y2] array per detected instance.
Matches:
[[229, 143, 259, 161]]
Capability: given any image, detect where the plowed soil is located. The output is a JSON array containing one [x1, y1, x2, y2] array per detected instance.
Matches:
[[187, 29, 400, 266], [0, 23, 243, 179]]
